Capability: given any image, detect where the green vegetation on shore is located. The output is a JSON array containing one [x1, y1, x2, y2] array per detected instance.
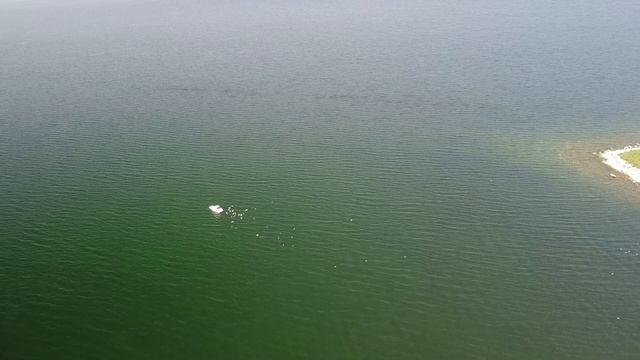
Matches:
[[620, 150, 640, 168]]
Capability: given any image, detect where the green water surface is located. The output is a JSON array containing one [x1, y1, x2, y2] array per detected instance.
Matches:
[[2, 1, 640, 359]]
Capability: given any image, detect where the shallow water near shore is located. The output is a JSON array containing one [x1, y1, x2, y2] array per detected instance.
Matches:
[[2, 0, 640, 359]]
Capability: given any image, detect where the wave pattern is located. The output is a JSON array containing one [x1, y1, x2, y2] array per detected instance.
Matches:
[[2, 0, 640, 359]]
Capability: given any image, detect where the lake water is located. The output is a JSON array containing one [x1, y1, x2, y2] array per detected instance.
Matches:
[[2, 1, 640, 358]]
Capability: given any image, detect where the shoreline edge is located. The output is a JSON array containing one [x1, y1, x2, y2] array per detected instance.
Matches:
[[601, 145, 640, 183]]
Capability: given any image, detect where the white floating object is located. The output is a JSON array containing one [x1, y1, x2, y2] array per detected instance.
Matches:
[[609, 173, 617, 178], [209, 205, 224, 215]]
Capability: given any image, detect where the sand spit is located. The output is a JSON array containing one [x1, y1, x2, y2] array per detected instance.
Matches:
[[601, 145, 640, 183]]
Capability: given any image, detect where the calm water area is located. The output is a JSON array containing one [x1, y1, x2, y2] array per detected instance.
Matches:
[[1, 1, 640, 358]]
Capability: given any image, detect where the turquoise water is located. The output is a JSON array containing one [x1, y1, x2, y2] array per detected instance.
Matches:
[[2, 1, 640, 358]]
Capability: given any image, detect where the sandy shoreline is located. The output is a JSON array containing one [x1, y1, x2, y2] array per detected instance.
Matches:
[[601, 145, 640, 183]]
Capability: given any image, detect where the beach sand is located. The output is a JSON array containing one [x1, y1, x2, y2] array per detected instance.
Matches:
[[601, 146, 640, 183]]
